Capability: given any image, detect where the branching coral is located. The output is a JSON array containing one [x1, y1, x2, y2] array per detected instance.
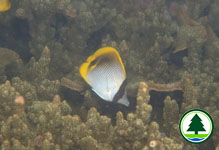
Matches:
[[163, 96, 180, 138], [0, 0, 218, 149], [0, 81, 21, 120], [25, 46, 50, 82], [0, 78, 187, 150], [21, 46, 60, 100], [11, 77, 38, 105]]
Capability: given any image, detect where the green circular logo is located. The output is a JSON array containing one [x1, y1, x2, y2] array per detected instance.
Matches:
[[179, 109, 214, 144]]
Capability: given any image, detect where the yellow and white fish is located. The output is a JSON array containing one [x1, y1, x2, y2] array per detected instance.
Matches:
[[0, 0, 11, 12], [80, 47, 129, 106]]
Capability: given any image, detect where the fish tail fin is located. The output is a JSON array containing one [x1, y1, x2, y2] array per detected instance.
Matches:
[[117, 93, 129, 106]]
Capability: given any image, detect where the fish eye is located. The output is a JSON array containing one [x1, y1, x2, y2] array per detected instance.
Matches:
[[89, 58, 98, 67]]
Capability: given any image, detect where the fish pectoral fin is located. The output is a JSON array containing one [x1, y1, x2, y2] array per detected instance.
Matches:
[[91, 88, 112, 101]]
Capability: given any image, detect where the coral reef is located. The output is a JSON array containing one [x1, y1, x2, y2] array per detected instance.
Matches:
[[0, 78, 185, 150], [163, 96, 180, 138], [0, 0, 218, 149]]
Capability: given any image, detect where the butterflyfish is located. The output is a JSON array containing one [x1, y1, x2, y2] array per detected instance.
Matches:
[[0, 0, 10, 12], [80, 47, 130, 106]]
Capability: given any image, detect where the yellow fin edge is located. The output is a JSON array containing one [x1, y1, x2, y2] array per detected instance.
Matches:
[[79, 47, 126, 84]]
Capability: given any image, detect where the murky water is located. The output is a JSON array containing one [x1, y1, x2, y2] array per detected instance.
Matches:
[[0, 0, 218, 150]]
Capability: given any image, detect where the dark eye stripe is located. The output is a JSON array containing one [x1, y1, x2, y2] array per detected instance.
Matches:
[[88, 54, 116, 70], [89, 58, 98, 69]]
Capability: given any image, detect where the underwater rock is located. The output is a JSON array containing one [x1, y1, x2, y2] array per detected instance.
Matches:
[[0, 48, 20, 71]]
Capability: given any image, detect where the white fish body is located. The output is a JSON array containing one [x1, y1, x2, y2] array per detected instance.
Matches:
[[80, 47, 129, 106]]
